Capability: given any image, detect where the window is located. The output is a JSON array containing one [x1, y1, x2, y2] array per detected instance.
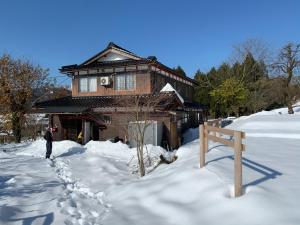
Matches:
[[103, 115, 112, 124], [114, 74, 136, 90], [79, 77, 97, 92], [126, 74, 135, 90], [88, 77, 97, 92], [115, 74, 126, 90], [79, 78, 88, 92], [183, 113, 189, 123]]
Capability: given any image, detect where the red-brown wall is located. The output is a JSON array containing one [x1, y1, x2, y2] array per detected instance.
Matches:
[[72, 72, 151, 97]]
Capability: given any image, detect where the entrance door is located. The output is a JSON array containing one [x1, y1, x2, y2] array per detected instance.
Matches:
[[92, 123, 100, 141], [62, 119, 82, 141]]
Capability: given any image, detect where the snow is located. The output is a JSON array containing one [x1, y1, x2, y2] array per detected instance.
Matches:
[[160, 83, 184, 103], [1, 104, 300, 225], [239, 102, 300, 118], [0, 151, 68, 224], [0, 140, 167, 224]]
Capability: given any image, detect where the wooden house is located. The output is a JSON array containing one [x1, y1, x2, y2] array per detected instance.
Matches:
[[34, 42, 206, 149]]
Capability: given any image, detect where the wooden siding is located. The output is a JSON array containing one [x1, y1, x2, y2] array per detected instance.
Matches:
[[98, 112, 179, 149], [50, 109, 205, 149], [72, 72, 151, 97], [151, 72, 194, 101]]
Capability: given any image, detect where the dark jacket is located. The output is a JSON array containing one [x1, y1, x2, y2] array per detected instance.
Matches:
[[44, 130, 53, 142]]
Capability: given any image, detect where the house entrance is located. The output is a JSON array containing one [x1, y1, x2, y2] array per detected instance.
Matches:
[[62, 119, 82, 141], [91, 122, 100, 141]]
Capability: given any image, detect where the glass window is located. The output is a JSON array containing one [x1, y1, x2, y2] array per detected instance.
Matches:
[[79, 77, 97, 92], [103, 115, 112, 124], [89, 77, 97, 92], [115, 75, 126, 90], [115, 74, 135, 90], [126, 74, 135, 90], [79, 78, 88, 92]]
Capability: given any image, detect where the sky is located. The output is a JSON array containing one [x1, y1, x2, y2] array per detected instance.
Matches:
[[1, 0, 300, 85]]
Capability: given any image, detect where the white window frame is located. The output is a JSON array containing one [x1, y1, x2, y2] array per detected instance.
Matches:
[[79, 77, 97, 92], [88, 77, 97, 92], [114, 74, 136, 90], [79, 78, 88, 92]]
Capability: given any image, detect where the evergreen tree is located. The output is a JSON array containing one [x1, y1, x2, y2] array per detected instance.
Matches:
[[194, 70, 211, 107], [173, 66, 186, 77], [217, 63, 231, 81], [210, 77, 249, 117]]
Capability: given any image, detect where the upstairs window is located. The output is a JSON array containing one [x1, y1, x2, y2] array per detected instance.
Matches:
[[88, 77, 97, 92], [114, 74, 136, 90], [79, 77, 97, 92]]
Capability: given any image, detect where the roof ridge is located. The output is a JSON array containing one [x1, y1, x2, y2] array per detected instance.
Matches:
[[107, 42, 135, 55]]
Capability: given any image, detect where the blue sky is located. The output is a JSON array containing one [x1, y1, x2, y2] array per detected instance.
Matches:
[[1, 0, 300, 84]]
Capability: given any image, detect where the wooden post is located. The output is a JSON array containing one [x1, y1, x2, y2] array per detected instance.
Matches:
[[84, 121, 90, 144], [204, 122, 208, 152], [212, 121, 216, 137], [200, 124, 205, 168], [234, 131, 243, 197]]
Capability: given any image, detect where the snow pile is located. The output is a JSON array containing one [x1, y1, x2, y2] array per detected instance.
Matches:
[[15, 139, 82, 158], [12, 138, 168, 176], [246, 102, 300, 118], [227, 113, 300, 139], [160, 83, 184, 103], [129, 144, 167, 174], [84, 140, 132, 160], [83, 141, 167, 174], [102, 115, 300, 225]]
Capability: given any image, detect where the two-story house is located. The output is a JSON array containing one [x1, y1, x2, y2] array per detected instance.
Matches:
[[35, 42, 206, 149]]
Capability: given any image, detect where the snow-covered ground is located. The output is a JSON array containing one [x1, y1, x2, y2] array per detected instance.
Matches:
[[0, 150, 68, 225], [1, 106, 300, 225]]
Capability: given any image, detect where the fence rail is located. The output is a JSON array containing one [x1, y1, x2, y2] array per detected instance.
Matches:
[[199, 121, 246, 197]]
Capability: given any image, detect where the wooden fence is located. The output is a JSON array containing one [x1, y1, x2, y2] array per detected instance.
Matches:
[[199, 121, 246, 197]]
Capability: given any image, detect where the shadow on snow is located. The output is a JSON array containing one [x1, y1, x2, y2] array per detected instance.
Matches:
[[0, 205, 54, 225], [206, 155, 282, 188]]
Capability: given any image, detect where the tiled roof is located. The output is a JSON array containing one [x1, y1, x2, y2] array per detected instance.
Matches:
[[59, 42, 198, 85], [33, 92, 186, 113], [60, 59, 149, 71], [80, 42, 142, 66]]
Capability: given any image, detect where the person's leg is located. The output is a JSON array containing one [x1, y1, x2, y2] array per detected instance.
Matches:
[[46, 142, 51, 158], [49, 142, 52, 158]]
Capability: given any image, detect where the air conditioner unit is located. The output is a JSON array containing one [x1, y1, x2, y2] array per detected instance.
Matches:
[[100, 76, 110, 86]]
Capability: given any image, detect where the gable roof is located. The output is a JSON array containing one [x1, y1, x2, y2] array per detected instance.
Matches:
[[81, 42, 142, 66], [161, 83, 184, 104], [59, 42, 199, 85]]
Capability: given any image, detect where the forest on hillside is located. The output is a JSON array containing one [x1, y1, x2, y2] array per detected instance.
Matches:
[[192, 40, 300, 117]]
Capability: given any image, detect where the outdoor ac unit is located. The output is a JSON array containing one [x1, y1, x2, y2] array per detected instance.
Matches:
[[100, 77, 110, 86]]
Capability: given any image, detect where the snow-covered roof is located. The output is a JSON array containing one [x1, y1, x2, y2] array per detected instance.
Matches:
[[160, 83, 184, 104]]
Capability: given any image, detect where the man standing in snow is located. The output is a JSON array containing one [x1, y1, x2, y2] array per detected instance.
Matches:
[[44, 127, 53, 159]]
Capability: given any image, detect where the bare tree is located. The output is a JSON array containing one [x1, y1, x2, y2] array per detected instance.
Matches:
[[114, 92, 178, 177], [231, 38, 272, 64], [0, 54, 49, 142], [272, 43, 300, 114]]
